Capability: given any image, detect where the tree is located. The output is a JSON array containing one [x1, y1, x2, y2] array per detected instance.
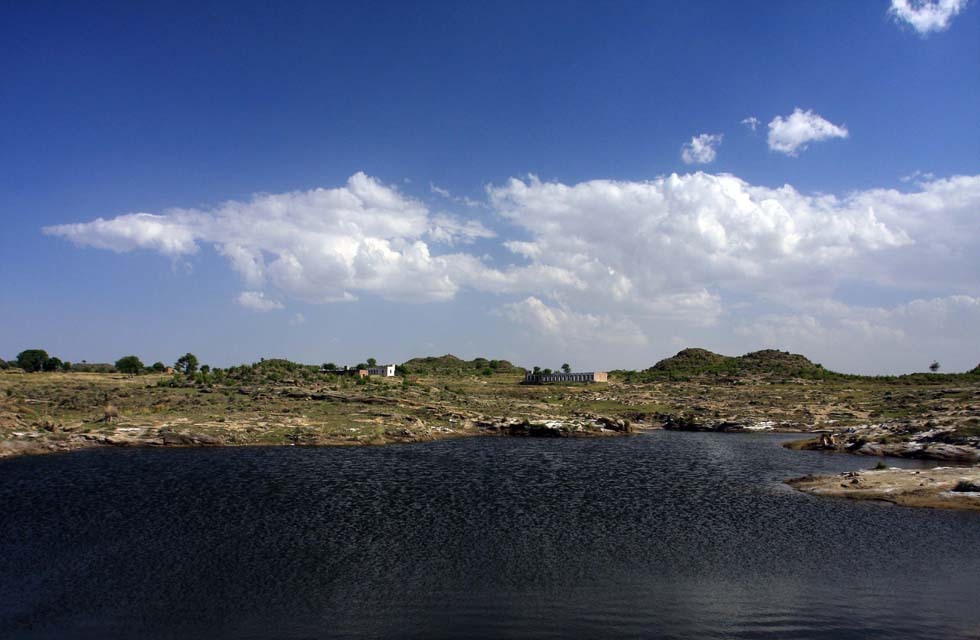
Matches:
[[61, 361, 72, 372], [174, 353, 199, 377], [43, 357, 63, 372], [115, 355, 144, 375], [561, 363, 571, 373], [543, 368, 553, 375], [355, 362, 368, 370], [367, 357, 377, 367], [323, 362, 337, 371], [533, 366, 541, 374], [0, 359, 8, 369], [929, 361, 940, 373], [200, 364, 211, 375], [151, 361, 166, 372], [16, 349, 49, 373]]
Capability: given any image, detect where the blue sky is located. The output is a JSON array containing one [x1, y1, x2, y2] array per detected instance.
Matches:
[[1, 1, 978, 374]]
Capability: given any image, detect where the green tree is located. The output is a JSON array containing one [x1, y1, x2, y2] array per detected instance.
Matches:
[[151, 361, 166, 372], [323, 362, 337, 371], [929, 361, 940, 373], [200, 364, 211, 375], [16, 349, 49, 373], [0, 359, 8, 369], [367, 357, 377, 367], [174, 353, 199, 377], [43, 357, 63, 372], [533, 366, 541, 374], [356, 362, 368, 370], [543, 368, 553, 375], [561, 363, 571, 373], [115, 355, 144, 375], [61, 361, 72, 372]]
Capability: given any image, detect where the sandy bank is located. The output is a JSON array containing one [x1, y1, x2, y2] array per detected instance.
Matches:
[[787, 466, 980, 512]]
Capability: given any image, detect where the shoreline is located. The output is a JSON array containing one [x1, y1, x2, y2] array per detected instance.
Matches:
[[787, 467, 980, 511], [6, 422, 980, 512]]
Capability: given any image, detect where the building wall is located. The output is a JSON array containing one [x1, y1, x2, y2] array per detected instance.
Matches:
[[523, 371, 608, 384], [366, 364, 396, 377]]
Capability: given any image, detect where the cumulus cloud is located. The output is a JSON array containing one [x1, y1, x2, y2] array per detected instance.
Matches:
[[236, 291, 284, 312], [767, 108, 849, 156], [503, 297, 648, 346], [734, 295, 980, 373], [44, 170, 980, 372], [681, 133, 723, 164], [889, 0, 968, 34], [488, 172, 914, 309], [741, 116, 760, 131], [44, 172, 494, 304]]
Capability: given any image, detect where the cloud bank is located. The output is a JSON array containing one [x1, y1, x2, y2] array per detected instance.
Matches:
[[44, 171, 980, 371]]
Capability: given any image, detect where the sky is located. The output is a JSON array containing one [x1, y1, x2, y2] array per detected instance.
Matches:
[[1, 0, 978, 375]]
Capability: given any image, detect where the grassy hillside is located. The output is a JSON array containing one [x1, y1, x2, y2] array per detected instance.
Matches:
[[619, 347, 837, 381], [400, 354, 522, 377]]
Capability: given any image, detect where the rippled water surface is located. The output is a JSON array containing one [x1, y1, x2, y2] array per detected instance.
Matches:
[[1, 432, 978, 639]]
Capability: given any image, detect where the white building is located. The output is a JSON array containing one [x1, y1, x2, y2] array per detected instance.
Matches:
[[366, 364, 396, 377]]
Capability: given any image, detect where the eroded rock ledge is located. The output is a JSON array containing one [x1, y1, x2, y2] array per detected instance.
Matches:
[[787, 467, 980, 511]]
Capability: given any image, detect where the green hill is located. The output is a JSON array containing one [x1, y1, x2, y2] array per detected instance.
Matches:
[[650, 348, 733, 373], [642, 348, 835, 380], [401, 354, 522, 376]]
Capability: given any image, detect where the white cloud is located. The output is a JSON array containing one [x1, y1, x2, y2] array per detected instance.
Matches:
[[503, 297, 648, 346], [767, 108, 849, 156], [487, 172, 915, 309], [681, 133, 723, 164], [44, 170, 980, 372], [236, 291, 284, 312], [889, 0, 968, 34], [289, 313, 306, 326], [900, 169, 936, 183], [427, 214, 495, 246], [741, 116, 760, 131], [44, 172, 494, 304], [734, 295, 980, 373]]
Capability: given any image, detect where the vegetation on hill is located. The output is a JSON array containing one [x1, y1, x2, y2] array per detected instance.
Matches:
[[400, 354, 521, 377], [615, 347, 839, 382]]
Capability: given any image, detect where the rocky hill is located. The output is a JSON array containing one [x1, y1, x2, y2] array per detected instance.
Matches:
[[401, 354, 521, 376], [646, 348, 834, 380], [650, 348, 733, 373]]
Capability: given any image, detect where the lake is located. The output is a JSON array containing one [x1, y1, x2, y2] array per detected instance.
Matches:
[[1, 432, 978, 639]]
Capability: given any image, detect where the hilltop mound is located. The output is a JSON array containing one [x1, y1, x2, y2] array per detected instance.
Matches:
[[401, 355, 521, 376], [650, 348, 733, 373], [646, 348, 834, 380], [737, 349, 825, 376]]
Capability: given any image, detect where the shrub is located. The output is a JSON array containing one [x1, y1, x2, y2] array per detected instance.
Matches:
[[952, 480, 980, 493]]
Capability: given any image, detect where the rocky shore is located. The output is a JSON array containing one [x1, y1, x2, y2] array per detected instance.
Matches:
[[787, 466, 980, 511], [786, 422, 980, 462]]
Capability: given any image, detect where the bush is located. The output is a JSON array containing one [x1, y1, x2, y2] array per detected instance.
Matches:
[[952, 480, 980, 493], [873, 460, 889, 470]]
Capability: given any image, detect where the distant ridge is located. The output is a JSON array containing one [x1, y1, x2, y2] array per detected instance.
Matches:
[[401, 354, 521, 376], [648, 348, 831, 379]]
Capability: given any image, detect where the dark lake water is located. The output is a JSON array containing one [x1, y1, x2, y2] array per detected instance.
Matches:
[[1, 432, 978, 639]]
